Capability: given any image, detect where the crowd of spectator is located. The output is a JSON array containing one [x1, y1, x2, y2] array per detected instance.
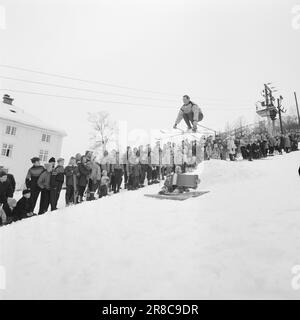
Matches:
[[0, 140, 201, 226], [0, 130, 299, 227], [203, 132, 299, 161]]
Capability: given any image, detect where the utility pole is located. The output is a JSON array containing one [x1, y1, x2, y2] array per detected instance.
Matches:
[[264, 84, 275, 135], [257, 84, 279, 136], [294, 92, 300, 130], [264, 84, 269, 107], [277, 97, 284, 134]]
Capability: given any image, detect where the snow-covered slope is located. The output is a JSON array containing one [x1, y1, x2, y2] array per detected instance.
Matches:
[[0, 152, 300, 300]]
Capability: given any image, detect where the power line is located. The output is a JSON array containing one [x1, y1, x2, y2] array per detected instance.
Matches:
[[0, 88, 254, 110], [0, 64, 254, 104], [0, 75, 253, 106], [0, 64, 181, 97], [0, 88, 173, 109], [0, 75, 177, 103]]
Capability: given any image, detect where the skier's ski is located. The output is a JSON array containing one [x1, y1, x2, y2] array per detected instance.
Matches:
[[160, 128, 184, 135], [160, 128, 201, 140], [196, 123, 216, 135], [157, 129, 185, 140]]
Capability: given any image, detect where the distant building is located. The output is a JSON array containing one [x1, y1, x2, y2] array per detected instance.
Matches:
[[0, 94, 67, 189]]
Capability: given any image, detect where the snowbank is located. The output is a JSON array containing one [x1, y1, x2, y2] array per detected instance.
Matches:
[[0, 152, 300, 299]]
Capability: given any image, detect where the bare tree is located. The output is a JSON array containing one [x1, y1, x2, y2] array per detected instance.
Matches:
[[282, 114, 299, 132], [253, 120, 267, 134], [224, 121, 232, 135], [88, 111, 117, 153], [234, 116, 247, 130]]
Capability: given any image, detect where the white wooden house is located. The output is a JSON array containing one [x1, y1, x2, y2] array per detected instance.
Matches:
[[0, 94, 67, 189]]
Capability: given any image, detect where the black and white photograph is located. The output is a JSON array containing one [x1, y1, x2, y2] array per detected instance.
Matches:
[[0, 0, 300, 307]]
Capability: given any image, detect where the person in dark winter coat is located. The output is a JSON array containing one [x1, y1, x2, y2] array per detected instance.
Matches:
[[139, 145, 149, 187], [25, 157, 45, 212], [246, 136, 254, 161], [254, 139, 261, 159], [0, 167, 16, 196], [111, 151, 123, 193], [0, 172, 13, 206], [77, 156, 90, 202], [127, 148, 139, 190], [7, 173, 16, 195], [37, 163, 52, 214], [284, 134, 291, 153], [268, 135, 276, 156], [64, 157, 79, 206], [239, 136, 248, 159], [14, 189, 33, 221], [132, 148, 141, 189], [50, 158, 65, 210], [122, 147, 130, 189], [275, 136, 283, 154], [279, 134, 285, 154]]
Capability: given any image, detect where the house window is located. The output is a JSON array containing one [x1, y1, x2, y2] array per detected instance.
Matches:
[[1, 144, 13, 157], [42, 134, 51, 143], [39, 150, 49, 162], [5, 125, 17, 136]]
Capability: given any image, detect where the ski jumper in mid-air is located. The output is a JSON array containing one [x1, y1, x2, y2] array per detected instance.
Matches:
[[173, 95, 204, 132]]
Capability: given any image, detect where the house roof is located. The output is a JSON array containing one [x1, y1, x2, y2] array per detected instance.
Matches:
[[0, 101, 67, 136]]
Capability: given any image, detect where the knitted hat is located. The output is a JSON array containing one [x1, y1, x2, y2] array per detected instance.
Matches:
[[49, 157, 56, 163]]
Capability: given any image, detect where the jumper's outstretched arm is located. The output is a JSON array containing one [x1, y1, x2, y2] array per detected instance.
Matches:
[[174, 110, 183, 127]]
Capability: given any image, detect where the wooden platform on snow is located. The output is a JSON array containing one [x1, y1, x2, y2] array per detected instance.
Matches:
[[144, 191, 210, 201]]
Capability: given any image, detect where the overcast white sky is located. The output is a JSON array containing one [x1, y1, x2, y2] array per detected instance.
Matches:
[[0, 0, 299, 159]]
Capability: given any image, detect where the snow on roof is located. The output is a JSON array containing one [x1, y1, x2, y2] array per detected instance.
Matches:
[[0, 101, 67, 136]]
